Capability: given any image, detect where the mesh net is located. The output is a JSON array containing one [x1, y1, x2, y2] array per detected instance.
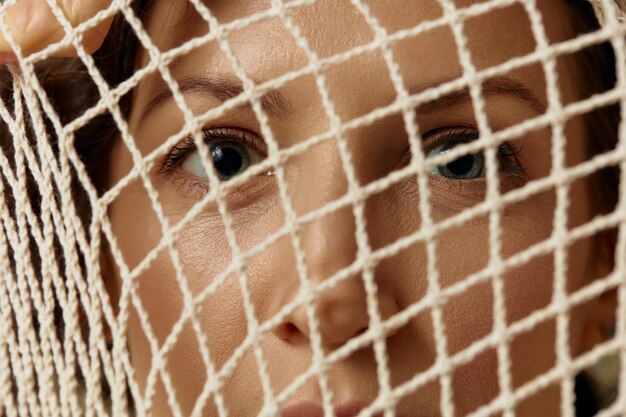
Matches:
[[0, 0, 625, 416]]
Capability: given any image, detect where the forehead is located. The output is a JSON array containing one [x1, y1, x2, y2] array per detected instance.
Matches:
[[134, 0, 575, 123], [140, 0, 573, 59]]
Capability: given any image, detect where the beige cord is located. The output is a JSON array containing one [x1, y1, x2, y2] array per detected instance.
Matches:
[[0, 0, 624, 416]]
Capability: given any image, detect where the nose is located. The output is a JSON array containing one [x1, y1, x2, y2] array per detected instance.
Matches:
[[273, 148, 399, 347], [289, 279, 400, 347]]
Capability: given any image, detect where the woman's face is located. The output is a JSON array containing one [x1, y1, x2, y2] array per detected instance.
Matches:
[[106, 0, 611, 416]]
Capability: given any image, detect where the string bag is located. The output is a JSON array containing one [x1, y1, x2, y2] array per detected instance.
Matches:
[[0, 0, 625, 416]]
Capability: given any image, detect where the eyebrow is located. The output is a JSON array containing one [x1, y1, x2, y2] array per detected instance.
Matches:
[[140, 74, 545, 123], [413, 76, 547, 115], [140, 74, 293, 122]]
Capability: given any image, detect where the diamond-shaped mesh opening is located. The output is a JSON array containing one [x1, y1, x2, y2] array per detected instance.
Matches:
[[1, 0, 625, 416]]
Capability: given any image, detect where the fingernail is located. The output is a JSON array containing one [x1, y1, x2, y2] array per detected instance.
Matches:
[[0, 52, 17, 65]]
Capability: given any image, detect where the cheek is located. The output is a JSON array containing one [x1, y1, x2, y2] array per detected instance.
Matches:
[[110, 180, 289, 414], [431, 195, 561, 409]]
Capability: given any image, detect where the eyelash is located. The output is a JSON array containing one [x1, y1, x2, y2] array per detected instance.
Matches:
[[158, 127, 264, 175], [157, 126, 527, 197], [424, 127, 526, 184]]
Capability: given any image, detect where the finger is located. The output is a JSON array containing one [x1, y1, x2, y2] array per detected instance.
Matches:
[[0, 0, 114, 59]]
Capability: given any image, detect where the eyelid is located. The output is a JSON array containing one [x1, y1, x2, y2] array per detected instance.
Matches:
[[422, 126, 480, 152], [158, 127, 267, 175], [200, 127, 267, 155], [421, 126, 527, 183]]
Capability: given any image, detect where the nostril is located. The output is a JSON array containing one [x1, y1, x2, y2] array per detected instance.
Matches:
[[274, 321, 308, 344], [284, 322, 300, 335], [355, 327, 367, 337]]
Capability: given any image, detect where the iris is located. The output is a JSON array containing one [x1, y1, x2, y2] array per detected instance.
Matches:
[[429, 141, 485, 180]]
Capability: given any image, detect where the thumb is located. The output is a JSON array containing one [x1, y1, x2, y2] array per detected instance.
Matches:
[[0, 0, 115, 62]]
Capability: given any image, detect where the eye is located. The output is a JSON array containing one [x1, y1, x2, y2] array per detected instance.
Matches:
[[181, 138, 262, 181], [428, 140, 485, 180]]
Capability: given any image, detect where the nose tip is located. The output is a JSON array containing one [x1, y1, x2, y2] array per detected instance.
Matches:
[[275, 274, 400, 347], [309, 277, 370, 345], [273, 150, 399, 347]]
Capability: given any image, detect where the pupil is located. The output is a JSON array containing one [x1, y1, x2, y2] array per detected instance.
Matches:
[[446, 154, 474, 177], [211, 145, 243, 177]]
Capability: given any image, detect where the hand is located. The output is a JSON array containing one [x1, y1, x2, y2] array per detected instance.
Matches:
[[0, 0, 114, 64]]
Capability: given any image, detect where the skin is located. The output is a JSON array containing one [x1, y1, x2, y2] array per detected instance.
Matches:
[[0, 0, 114, 60], [6, 0, 614, 416]]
